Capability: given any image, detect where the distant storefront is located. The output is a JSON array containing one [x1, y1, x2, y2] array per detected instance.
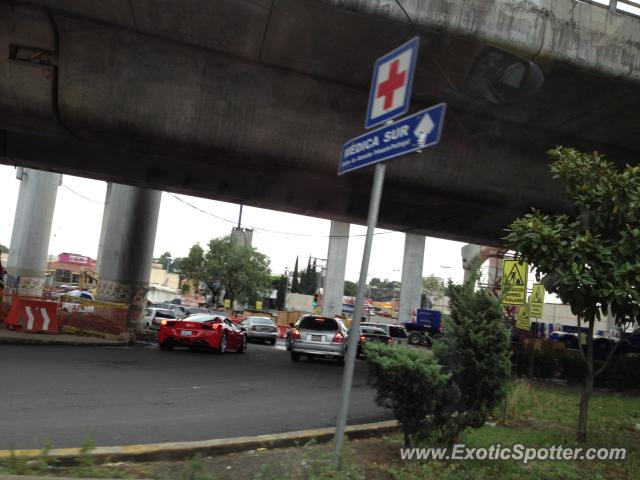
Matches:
[[47, 253, 96, 287]]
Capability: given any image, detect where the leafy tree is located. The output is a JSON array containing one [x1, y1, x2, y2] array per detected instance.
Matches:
[[158, 251, 172, 268], [366, 343, 450, 447], [422, 275, 445, 309], [344, 280, 357, 297], [181, 244, 206, 289], [274, 274, 289, 310], [432, 274, 511, 445], [291, 257, 299, 293], [170, 257, 184, 273], [505, 147, 640, 442], [0, 244, 8, 254], [203, 236, 272, 307]]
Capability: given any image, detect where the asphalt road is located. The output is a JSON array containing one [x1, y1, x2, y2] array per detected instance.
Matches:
[[0, 340, 390, 450]]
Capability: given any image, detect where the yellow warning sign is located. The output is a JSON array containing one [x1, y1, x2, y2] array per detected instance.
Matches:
[[501, 260, 528, 305], [256, 300, 263, 311], [516, 306, 531, 331], [530, 283, 545, 318], [224, 299, 231, 309]]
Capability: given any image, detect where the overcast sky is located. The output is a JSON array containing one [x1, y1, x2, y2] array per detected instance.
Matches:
[[0, 165, 465, 284]]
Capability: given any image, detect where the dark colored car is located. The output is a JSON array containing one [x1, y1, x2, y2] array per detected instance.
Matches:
[[357, 326, 392, 358], [158, 314, 246, 353]]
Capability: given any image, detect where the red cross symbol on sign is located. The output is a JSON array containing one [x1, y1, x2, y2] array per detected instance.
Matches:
[[376, 60, 407, 110]]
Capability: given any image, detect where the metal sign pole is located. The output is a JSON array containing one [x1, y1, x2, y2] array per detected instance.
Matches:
[[332, 162, 386, 465]]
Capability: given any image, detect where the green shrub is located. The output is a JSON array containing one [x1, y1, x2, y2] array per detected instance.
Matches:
[[432, 279, 512, 444], [365, 343, 450, 447]]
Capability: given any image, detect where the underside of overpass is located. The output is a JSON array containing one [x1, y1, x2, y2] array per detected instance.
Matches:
[[1, 0, 639, 245]]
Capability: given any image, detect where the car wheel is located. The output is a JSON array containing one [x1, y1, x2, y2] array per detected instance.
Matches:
[[408, 332, 422, 345], [270, 339, 276, 345], [159, 341, 173, 351], [291, 351, 300, 362], [217, 333, 228, 354], [238, 335, 247, 353]]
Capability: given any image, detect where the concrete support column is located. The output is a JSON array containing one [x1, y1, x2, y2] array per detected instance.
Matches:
[[398, 233, 425, 325], [96, 184, 161, 330], [322, 221, 349, 317], [95, 182, 113, 274], [6, 168, 61, 297]]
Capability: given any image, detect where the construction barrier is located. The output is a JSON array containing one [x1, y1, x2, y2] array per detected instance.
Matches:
[[58, 296, 129, 335], [277, 325, 290, 338], [5, 297, 59, 334]]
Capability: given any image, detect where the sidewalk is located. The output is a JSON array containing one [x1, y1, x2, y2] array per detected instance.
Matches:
[[0, 328, 128, 347]]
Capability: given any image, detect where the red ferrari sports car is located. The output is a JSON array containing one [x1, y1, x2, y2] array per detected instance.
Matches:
[[158, 314, 247, 353]]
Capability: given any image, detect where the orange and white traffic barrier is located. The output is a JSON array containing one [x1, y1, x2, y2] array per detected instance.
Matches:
[[5, 298, 59, 334]]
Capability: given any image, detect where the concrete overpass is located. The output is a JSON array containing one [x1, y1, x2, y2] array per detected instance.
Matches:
[[1, 0, 639, 245]]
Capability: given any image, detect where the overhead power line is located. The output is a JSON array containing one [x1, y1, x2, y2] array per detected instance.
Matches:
[[166, 192, 398, 240]]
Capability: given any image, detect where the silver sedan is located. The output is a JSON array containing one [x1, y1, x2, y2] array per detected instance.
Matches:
[[240, 316, 278, 345]]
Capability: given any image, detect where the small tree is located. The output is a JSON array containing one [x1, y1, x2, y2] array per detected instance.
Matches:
[[344, 281, 357, 297], [422, 275, 445, 309], [366, 343, 450, 447], [432, 275, 511, 445], [504, 147, 640, 442], [291, 257, 299, 293], [203, 237, 271, 307], [181, 244, 206, 290]]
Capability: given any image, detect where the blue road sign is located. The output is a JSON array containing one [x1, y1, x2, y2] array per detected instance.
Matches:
[[365, 37, 419, 130], [339, 103, 446, 176]]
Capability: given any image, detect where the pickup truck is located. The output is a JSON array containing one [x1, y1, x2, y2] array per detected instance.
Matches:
[[402, 309, 444, 346]]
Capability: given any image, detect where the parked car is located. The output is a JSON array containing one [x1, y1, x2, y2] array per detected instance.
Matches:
[[357, 326, 392, 358], [143, 307, 177, 331], [361, 322, 408, 345], [549, 330, 617, 360], [620, 327, 640, 354], [158, 314, 246, 353], [289, 315, 348, 365], [240, 316, 277, 344]]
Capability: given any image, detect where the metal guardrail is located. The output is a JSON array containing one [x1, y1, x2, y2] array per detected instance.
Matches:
[[581, 0, 640, 17]]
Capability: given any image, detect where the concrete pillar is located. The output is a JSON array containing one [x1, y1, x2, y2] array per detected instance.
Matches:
[[96, 184, 161, 330], [461, 243, 482, 284], [95, 182, 113, 274], [398, 233, 425, 325], [6, 168, 61, 297], [322, 221, 349, 316]]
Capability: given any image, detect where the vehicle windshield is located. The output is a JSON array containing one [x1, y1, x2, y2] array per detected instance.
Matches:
[[248, 317, 274, 325], [181, 314, 224, 323], [299, 317, 338, 331], [155, 310, 175, 319]]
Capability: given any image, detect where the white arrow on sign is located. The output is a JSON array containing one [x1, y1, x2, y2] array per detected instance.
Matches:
[[414, 113, 435, 147]]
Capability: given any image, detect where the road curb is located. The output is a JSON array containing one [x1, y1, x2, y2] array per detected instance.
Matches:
[[0, 337, 128, 347], [0, 420, 399, 464]]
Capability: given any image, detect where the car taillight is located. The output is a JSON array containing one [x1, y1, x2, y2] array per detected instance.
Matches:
[[386, 337, 393, 344], [333, 332, 345, 343], [292, 329, 301, 340], [161, 320, 176, 327], [201, 322, 220, 330], [251, 326, 257, 331], [359, 335, 366, 343]]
